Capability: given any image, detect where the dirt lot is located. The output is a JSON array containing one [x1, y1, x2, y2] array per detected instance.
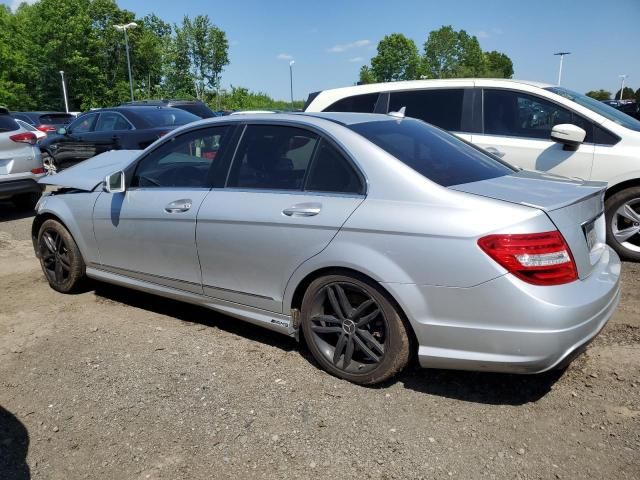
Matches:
[[0, 202, 638, 480]]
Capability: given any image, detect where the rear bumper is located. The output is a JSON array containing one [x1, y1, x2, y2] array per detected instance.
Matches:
[[384, 246, 622, 374], [0, 177, 43, 198]]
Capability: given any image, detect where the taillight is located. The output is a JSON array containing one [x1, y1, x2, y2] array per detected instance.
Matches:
[[478, 231, 578, 286], [31, 167, 46, 174], [36, 124, 57, 132], [9, 132, 38, 145]]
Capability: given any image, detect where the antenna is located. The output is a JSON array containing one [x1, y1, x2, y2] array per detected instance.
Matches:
[[388, 106, 406, 119]]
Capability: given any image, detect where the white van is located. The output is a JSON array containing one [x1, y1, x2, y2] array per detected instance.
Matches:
[[305, 79, 640, 261]]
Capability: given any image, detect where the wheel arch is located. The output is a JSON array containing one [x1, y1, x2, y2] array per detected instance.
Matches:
[[32, 211, 69, 251], [605, 177, 640, 201]]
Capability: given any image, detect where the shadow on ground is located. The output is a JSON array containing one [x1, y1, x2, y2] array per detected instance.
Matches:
[[0, 201, 35, 223], [93, 282, 565, 406], [0, 406, 30, 480]]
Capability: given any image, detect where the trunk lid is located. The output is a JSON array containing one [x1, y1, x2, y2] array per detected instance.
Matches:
[[451, 169, 607, 279]]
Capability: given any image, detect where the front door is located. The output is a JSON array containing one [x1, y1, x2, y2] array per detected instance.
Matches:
[[196, 124, 366, 313], [92, 125, 232, 293], [473, 88, 595, 180], [53, 113, 99, 167]]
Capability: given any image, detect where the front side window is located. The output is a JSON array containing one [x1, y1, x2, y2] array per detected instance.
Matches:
[[349, 118, 515, 187], [483, 89, 592, 140], [69, 114, 97, 133], [388, 89, 465, 131], [95, 112, 133, 132], [132, 126, 229, 188], [136, 108, 200, 127], [227, 125, 318, 191], [324, 93, 379, 113], [305, 140, 364, 194]]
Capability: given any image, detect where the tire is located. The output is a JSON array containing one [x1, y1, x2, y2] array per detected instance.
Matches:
[[605, 186, 640, 262], [12, 192, 41, 210], [301, 273, 411, 385], [37, 219, 86, 293]]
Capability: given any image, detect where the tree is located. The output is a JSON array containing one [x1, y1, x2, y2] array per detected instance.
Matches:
[[614, 87, 635, 101], [423, 26, 487, 78], [636, 88, 640, 103], [585, 89, 611, 101], [370, 33, 421, 82], [483, 50, 513, 78], [358, 65, 376, 85]]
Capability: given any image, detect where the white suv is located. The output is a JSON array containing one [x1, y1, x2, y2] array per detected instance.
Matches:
[[0, 109, 45, 209], [305, 79, 640, 261]]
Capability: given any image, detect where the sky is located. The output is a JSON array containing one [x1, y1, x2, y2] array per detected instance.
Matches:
[[5, 0, 640, 101]]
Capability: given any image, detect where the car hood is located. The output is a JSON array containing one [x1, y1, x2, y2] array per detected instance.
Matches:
[[39, 149, 140, 191], [449, 169, 606, 212]]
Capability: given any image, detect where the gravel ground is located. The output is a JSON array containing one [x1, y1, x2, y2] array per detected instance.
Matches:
[[0, 201, 639, 480]]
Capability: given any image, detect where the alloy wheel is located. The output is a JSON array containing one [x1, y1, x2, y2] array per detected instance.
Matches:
[[308, 282, 387, 374], [611, 199, 640, 253], [39, 229, 72, 286]]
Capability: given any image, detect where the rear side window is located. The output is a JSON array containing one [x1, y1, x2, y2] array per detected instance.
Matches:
[[389, 89, 465, 131], [227, 125, 319, 191], [349, 118, 515, 187], [305, 140, 364, 194], [0, 115, 20, 132], [324, 93, 379, 113], [173, 103, 214, 118]]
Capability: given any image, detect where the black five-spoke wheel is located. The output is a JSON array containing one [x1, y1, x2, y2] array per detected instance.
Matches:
[[37, 219, 86, 293], [302, 274, 411, 385]]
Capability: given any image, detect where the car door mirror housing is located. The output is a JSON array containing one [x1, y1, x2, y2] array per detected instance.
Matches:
[[57, 127, 67, 135], [104, 170, 126, 193], [550, 124, 586, 150]]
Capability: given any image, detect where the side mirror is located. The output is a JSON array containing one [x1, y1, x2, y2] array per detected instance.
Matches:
[[104, 170, 126, 193], [57, 127, 67, 135], [550, 124, 586, 150]]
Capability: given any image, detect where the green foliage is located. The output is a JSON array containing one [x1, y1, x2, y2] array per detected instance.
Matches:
[[614, 87, 636, 101], [217, 86, 303, 111], [370, 33, 421, 82], [636, 88, 640, 103], [585, 89, 612, 101], [358, 25, 513, 84]]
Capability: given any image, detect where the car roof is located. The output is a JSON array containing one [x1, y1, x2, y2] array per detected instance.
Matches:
[[12, 111, 71, 116], [187, 111, 401, 128]]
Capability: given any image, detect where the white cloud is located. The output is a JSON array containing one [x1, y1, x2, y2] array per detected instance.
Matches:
[[348, 57, 364, 63], [276, 53, 294, 61], [328, 39, 371, 53], [477, 30, 490, 39], [491, 27, 504, 35], [10, 0, 38, 11]]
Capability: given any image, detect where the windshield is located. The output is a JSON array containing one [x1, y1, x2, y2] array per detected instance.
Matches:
[[349, 118, 515, 187], [137, 108, 200, 127], [546, 86, 640, 132]]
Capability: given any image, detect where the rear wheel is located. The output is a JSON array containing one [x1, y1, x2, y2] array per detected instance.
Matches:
[[12, 192, 41, 210], [301, 273, 411, 385], [37, 219, 86, 293], [606, 187, 640, 261]]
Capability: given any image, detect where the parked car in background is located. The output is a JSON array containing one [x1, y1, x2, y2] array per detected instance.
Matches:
[[0, 108, 44, 209], [603, 100, 640, 121], [33, 112, 620, 384], [11, 111, 75, 133], [305, 79, 640, 261], [14, 119, 47, 141], [40, 106, 200, 169], [120, 99, 215, 118]]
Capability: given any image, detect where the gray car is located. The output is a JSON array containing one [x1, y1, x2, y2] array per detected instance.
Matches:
[[32, 112, 621, 384]]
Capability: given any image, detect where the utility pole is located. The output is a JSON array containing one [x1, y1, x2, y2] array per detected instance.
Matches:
[[554, 52, 571, 86], [115, 22, 138, 102], [59, 70, 69, 113], [289, 60, 295, 109]]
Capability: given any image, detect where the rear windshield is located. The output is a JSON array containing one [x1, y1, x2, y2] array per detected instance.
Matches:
[[349, 118, 515, 187], [546, 87, 640, 132], [137, 108, 200, 127], [0, 115, 20, 132], [39, 113, 74, 125], [173, 103, 214, 118]]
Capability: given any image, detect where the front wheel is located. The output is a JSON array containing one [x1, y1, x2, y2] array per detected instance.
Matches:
[[301, 273, 411, 385], [37, 219, 87, 293], [605, 187, 640, 261]]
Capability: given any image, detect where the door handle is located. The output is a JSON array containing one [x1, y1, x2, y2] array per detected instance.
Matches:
[[282, 202, 322, 217], [485, 146, 505, 158], [164, 199, 192, 213]]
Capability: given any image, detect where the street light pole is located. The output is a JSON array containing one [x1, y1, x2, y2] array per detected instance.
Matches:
[[59, 70, 69, 113], [554, 52, 571, 86], [289, 60, 295, 109], [115, 22, 138, 102], [618, 75, 628, 101]]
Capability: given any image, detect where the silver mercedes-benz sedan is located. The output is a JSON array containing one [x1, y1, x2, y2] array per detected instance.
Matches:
[[32, 112, 621, 385]]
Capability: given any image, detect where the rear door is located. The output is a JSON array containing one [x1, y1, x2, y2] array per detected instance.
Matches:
[[474, 88, 595, 179], [196, 123, 365, 313]]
